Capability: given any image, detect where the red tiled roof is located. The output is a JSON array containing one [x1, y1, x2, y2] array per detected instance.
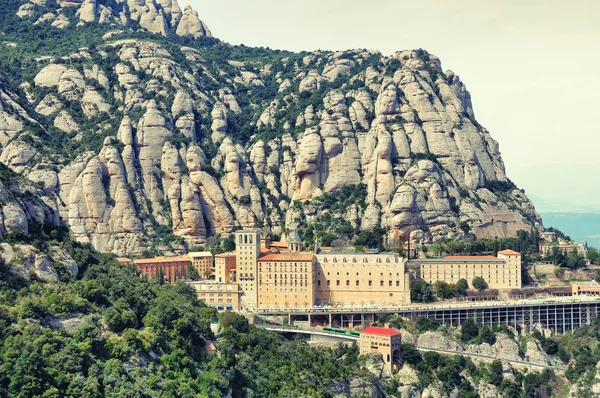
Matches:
[[134, 255, 191, 264], [497, 249, 521, 256], [444, 255, 497, 259], [116, 257, 133, 263], [270, 241, 288, 248], [258, 253, 314, 262], [361, 326, 401, 336]]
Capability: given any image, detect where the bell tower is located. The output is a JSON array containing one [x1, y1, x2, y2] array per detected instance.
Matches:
[[235, 230, 261, 309]]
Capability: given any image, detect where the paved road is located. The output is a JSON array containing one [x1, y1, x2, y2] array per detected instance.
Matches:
[[258, 325, 565, 370]]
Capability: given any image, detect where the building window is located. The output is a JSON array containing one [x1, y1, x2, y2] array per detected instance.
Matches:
[[380, 281, 384, 287], [336, 280, 340, 286], [327, 280, 330, 286], [356, 280, 360, 286], [346, 280, 350, 286], [369, 280, 372, 286]]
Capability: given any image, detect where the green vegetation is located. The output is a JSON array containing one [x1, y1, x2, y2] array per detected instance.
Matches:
[[543, 247, 586, 269], [432, 229, 540, 259], [411, 280, 434, 302], [472, 276, 488, 290], [0, 220, 383, 397], [292, 184, 370, 248], [401, 342, 554, 397], [433, 279, 469, 299]]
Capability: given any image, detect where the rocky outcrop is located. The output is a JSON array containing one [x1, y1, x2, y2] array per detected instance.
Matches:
[[0, 4, 542, 254], [17, 0, 211, 40], [176, 6, 211, 39]]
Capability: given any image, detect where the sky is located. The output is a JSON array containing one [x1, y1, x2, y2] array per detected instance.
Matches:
[[182, 0, 600, 213]]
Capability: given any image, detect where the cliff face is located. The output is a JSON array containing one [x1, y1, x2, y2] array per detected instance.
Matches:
[[0, 0, 541, 254]]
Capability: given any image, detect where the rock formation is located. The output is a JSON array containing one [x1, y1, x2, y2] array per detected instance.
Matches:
[[0, 1, 542, 254]]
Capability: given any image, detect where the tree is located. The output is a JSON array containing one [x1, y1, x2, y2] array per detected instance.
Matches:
[[411, 281, 434, 303], [461, 319, 479, 342], [488, 360, 503, 386], [456, 279, 469, 296], [472, 276, 487, 290], [222, 235, 235, 252], [188, 265, 201, 281], [400, 343, 422, 365], [434, 281, 456, 300], [588, 247, 599, 264], [595, 270, 600, 283]]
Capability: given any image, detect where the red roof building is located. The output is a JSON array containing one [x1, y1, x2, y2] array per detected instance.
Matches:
[[361, 326, 401, 336], [360, 326, 402, 374]]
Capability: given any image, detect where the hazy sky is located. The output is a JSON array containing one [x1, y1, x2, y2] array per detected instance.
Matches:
[[182, 0, 600, 213]]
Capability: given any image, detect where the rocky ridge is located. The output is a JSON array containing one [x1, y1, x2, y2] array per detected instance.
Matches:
[[0, 0, 541, 255]]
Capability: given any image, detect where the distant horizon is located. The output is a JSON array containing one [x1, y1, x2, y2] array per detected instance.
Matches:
[[183, 0, 600, 214]]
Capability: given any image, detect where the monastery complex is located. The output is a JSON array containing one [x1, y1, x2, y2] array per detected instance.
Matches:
[[127, 229, 523, 311]]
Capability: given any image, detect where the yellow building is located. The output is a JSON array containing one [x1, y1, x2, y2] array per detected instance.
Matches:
[[236, 230, 261, 309], [257, 253, 317, 309], [359, 326, 402, 374], [315, 253, 411, 307], [412, 250, 522, 289], [215, 251, 237, 283], [189, 281, 242, 311], [188, 252, 214, 277]]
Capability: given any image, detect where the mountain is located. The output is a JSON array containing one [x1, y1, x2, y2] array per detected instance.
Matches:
[[0, 0, 541, 255]]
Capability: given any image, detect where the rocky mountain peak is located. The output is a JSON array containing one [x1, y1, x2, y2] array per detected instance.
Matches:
[[16, 0, 212, 39], [0, 2, 542, 255]]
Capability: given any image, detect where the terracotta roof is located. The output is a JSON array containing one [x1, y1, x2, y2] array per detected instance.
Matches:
[[258, 253, 314, 262], [444, 255, 497, 259], [361, 326, 401, 336], [116, 257, 133, 263], [134, 255, 191, 265], [215, 251, 236, 258], [270, 241, 288, 248], [497, 249, 521, 256]]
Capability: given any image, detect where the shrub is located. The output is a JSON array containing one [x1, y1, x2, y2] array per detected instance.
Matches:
[[472, 276, 487, 290]]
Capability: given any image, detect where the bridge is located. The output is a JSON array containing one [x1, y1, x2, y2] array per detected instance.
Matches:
[[256, 325, 359, 341], [257, 325, 564, 370], [254, 297, 600, 334]]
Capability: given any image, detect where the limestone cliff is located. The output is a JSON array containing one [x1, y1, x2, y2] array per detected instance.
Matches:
[[0, 0, 542, 254]]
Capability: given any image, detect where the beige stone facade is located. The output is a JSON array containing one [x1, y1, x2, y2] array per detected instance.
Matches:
[[190, 281, 242, 311], [215, 251, 236, 283], [411, 250, 522, 289], [236, 230, 261, 309], [188, 251, 213, 276], [257, 253, 317, 309], [315, 253, 411, 307], [359, 326, 402, 374], [212, 232, 411, 310]]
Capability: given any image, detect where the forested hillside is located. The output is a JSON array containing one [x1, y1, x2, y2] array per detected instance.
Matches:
[[0, 207, 581, 397]]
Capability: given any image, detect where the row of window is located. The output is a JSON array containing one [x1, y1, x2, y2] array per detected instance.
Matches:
[[318, 280, 403, 287], [320, 257, 399, 263], [260, 288, 309, 293], [322, 271, 402, 277]]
